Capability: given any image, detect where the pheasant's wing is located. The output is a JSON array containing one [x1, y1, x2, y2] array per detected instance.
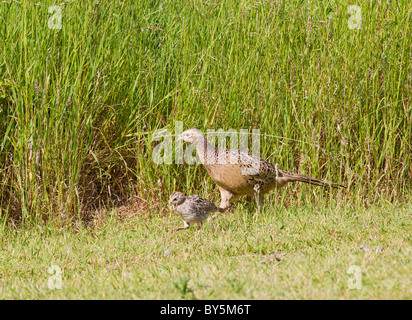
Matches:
[[187, 195, 218, 213], [225, 149, 282, 186]]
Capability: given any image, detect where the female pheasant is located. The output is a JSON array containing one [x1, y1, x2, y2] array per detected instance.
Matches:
[[177, 129, 344, 212]]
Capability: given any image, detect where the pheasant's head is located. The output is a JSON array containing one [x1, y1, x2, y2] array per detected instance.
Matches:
[[177, 129, 204, 144], [169, 191, 186, 206]]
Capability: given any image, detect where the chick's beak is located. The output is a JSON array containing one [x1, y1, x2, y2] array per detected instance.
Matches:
[[176, 135, 183, 141]]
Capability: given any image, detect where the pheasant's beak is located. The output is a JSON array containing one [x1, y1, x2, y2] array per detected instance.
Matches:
[[176, 135, 183, 141]]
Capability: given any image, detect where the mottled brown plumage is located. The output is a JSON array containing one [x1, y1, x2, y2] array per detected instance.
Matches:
[[169, 191, 224, 231], [178, 129, 344, 212]]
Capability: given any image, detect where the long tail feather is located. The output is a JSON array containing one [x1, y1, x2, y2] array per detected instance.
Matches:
[[282, 171, 345, 188]]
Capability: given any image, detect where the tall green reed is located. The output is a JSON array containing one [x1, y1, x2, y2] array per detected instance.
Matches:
[[0, 0, 410, 223]]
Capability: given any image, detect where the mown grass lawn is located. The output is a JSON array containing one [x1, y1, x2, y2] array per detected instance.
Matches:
[[1, 0, 411, 301], [1, 198, 411, 299]]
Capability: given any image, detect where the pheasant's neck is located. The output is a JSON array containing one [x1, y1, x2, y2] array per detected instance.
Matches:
[[194, 137, 215, 164]]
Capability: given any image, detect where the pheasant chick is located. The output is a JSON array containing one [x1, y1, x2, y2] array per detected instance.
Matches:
[[169, 192, 224, 231]]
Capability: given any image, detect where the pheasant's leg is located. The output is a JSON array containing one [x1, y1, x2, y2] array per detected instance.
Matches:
[[174, 221, 190, 232], [208, 186, 237, 221], [253, 184, 262, 213], [257, 193, 264, 213], [210, 208, 225, 221], [218, 187, 235, 210], [197, 222, 203, 231], [210, 187, 234, 221]]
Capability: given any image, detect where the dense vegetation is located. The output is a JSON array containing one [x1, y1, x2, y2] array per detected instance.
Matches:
[[0, 0, 411, 224]]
